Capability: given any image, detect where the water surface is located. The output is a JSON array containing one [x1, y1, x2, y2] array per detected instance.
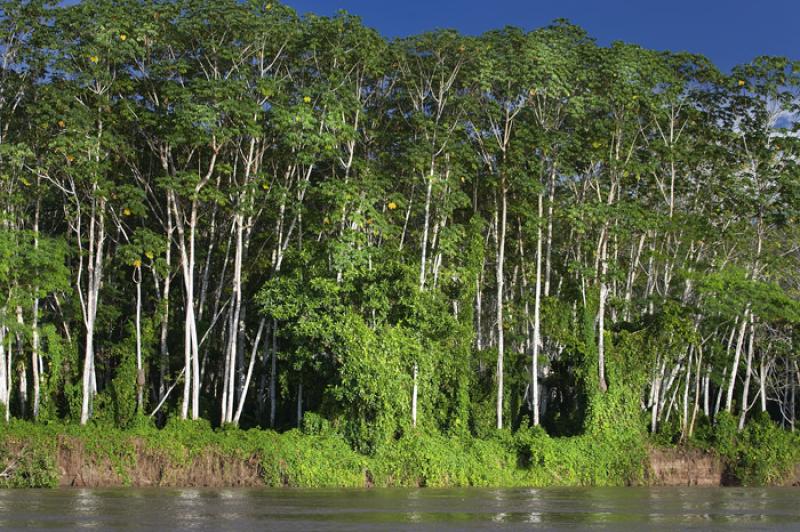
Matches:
[[1, 487, 798, 530]]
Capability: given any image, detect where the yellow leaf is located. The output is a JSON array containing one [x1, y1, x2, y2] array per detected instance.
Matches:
[[89, 55, 99, 63], [133, 259, 142, 268], [738, 79, 745, 87], [387, 201, 397, 210], [123, 208, 131, 216], [145, 251, 154, 260], [303, 96, 311, 103], [58, 120, 65, 128], [120, 34, 127, 41]]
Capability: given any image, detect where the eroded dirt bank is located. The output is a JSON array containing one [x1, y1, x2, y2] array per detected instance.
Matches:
[[57, 438, 264, 488], [644, 447, 800, 487], [644, 447, 727, 486]]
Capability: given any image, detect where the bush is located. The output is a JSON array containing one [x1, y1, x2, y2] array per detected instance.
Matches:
[[0, 445, 60, 488], [712, 411, 799, 485], [737, 413, 799, 485]]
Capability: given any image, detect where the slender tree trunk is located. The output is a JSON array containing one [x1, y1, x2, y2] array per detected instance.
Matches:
[[759, 355, 768, 413], [174, 192, 204, 421], [135, 265, 143, 413], [4, 329, 11, 421], [496, 185, 507, 429], [791, 361, 797, 432], [411, 362, 418, 428], [596, 230, 609, 392], [531, 193, 543, 426], [689, 348, 703, 439], [17, 356, 26, 419], [223, 213, 245, 424], [158, 206, 173, 403], [296, 381, 303, 429], [31, 197, 40, 419], [411, 174, 435, 428], [714, 365, 727, 419], [189, 206, 201, 420], [624, 233, 646, 319], [738, 320, 755, 430], [0, 322, 7, 420], [257, 321, 270, 420], [80, 196, 105, 425], [270, 320, 277, 428], [703, 364, 711, 418], [651, 358, 666, 433], [681, 349, 692, 440], [543, 169, 555, 298], [233, 318, 265, 425], [726, 309, 750, 413]]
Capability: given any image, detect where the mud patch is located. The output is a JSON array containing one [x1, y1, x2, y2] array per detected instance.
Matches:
[[645, 447, 727, 486], [56, 438, 263, 488]]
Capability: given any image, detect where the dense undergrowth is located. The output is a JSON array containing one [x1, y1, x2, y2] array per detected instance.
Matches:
[[3, 400, 796, 489], [0, 418, 642, 489], [2, 323, 796, 489]]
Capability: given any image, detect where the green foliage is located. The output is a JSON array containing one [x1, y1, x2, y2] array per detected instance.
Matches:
[[371, 431, 512, 487], [256, 429, 368, 488], [0, 421, 59, 488], [737, 414, 800, 485], [0, 0, 798, 492], [713, 412, 800, 486]]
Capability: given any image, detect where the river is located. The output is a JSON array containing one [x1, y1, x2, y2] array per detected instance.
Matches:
[[0, 487, 798, 530]]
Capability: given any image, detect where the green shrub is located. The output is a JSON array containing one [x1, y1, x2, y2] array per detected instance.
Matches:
[[711, 411, 799, 485], [737, 413, 799, 485], [0, 445, 60, 488]]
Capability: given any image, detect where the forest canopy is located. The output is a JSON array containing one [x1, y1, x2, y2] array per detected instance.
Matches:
[[1, 0, 799, 457]]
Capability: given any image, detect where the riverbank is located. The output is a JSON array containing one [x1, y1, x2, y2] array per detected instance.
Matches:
[[1, 419, 798, 489]]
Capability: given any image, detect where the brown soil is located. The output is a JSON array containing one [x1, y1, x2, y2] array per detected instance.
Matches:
[[644, 447, 728, 486], [56, 437, 264, 488]]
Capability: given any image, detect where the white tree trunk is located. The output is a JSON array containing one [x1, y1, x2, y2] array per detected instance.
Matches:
[[80, 197, 105, 425], [738, 320, 755, 431], [412, 173, 434, 428], [135, 266, 143, 413], [496, 186, 507, 429], [531, 193, 543, 426], [270, 320, 277, 428], [596, 230, 609, 392], [31, 199, 40, 419], [725, 309, 750, 413], [0, 322, 7, 420], [233, 318, 265, 425]]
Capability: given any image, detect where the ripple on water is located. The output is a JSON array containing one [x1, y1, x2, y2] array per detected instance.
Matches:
[[0, 487, 798, 530]]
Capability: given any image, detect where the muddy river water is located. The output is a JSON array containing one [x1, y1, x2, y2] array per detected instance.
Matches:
[[1, 486, 799, 530]]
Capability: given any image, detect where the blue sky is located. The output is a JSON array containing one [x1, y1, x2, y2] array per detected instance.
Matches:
[[284, 0, 799, 71]]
